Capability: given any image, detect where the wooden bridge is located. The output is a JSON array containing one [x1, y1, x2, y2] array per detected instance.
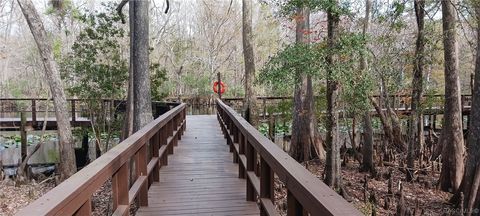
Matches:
[[16, 99, 361, 216]]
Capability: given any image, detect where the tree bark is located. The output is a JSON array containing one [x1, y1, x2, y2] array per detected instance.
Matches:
[[131, 0, 153, 132], [452, 2, 480, 213], [360, 0, 375, 175], [406, 0, 426, 182], [242, 0, 258, 126], [122, 1, 135, 140], [289, 7, 325, 162], [325, 0, 342, 189], [439, 0, 465, 193], [17, 0, 76, 181], [362, 112, 375, 174]]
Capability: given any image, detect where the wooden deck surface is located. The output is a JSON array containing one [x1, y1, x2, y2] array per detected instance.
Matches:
[[136, 115, 260, 216]]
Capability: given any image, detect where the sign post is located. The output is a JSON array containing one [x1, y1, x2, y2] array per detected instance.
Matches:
[[217, 72, 222, 99]]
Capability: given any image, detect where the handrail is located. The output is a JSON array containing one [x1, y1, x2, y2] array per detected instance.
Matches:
[[0, 99, 179, 128], [216, 99, 361, 216], [16, 103, 187, 216]]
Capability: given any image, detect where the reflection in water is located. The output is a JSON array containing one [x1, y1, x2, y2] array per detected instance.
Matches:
[[186, 103, 244, 116], [187, 104, 217, 115]]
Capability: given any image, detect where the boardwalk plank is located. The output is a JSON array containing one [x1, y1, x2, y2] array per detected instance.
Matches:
[[136, 115, 259, 216]]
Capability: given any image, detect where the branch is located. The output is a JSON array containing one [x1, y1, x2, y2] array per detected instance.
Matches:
[[165, 0, 169, 14], [116, 0, 129, 24]]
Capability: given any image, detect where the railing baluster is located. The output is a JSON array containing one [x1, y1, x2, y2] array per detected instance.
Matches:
[[136, 144, 148, 206], [183, 108, 187, 133], [161, 126, 168, 166], [173, 117, 179, 147], [74, 198, 92, 216], [233, 125, 239, 143], [246, 139, 255, 201], [239, 133, 246, 179], [168, 120, 174, 154], [260, 157, 274, 216], [177, 115, 183, 140], [152, 132, 160, 182], [287, 190, 304, 216], [112, 163, 129, 213], [233, 126, 239, 163]]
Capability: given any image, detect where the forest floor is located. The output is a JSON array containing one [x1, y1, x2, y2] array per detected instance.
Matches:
[[274, 159, 454, 216], [0, 177, 55, 216], [0, 177, 136, 216]]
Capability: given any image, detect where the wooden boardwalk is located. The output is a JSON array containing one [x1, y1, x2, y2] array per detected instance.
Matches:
[[137, 115, 260, 216], [17, 102, 362, 216]]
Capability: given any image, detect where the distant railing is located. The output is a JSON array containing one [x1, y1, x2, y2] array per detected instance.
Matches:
[[16, 103, 187, 215], [216, 99, 361, 216], [0, 98, 179, 128]]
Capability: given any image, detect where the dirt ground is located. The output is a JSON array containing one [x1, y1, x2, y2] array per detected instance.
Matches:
[[274, 159, 454, 216], [0, 178, 55, 216]]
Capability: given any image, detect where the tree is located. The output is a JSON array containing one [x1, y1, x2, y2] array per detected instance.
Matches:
[[62, 3, 128, 154], [406, 0, 426, 182], [439, 0, 465, 193], [452, 1, 480, 213], [289, 6, 324, 162], [17, 0, 76, 181], [131, 0, 153, 131], [242, 0, 257, 126], [324, 0, 343, 192], [360, 0, 374, 174]]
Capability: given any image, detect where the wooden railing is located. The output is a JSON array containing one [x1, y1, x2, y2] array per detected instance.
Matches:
[[216, 99, 361, 216], [16, 103, 187, 216], [0, 98, 179, 127]]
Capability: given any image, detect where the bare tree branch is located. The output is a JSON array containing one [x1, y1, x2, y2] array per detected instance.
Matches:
[[116, 0, 129, 24]]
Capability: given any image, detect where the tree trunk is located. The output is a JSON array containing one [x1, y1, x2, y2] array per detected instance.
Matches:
[[131, 0, 153, 132], [242, 0, 258, 126], [17, 0, 76, 181], [122, 2, 135, 140], [289, 7, 325, 162], [360, 0, 375, 175], [406, 0, 426, 182], [452, 2, 480, 213], [325, 0, 342, 189], [362, 113, 375, 173], [439, 0, 465, 193]]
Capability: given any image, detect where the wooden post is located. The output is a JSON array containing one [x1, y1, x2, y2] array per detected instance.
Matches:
[[71, 100, 76, 123], [152, 133, 160, 182], [260, 157, 274, 216], [31, 99, 37, 128], [178, 115, 183, 140], [160, 128, 168, 166], [287, 190, 304, 216], [21, 111, 27, 161], [183, 108, 186, 133], [174, 115, 179, 145], [112, 163, 129, 213], [74, 198, 92, 216], [262, 98, 266, 119], [268, 112, 275, 142], [136, 144, 148, 206], [239, 133, 246, 179], [246, 140, 255, 201], [217, 72, 222, 99], [168, 121, 174, 154]]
